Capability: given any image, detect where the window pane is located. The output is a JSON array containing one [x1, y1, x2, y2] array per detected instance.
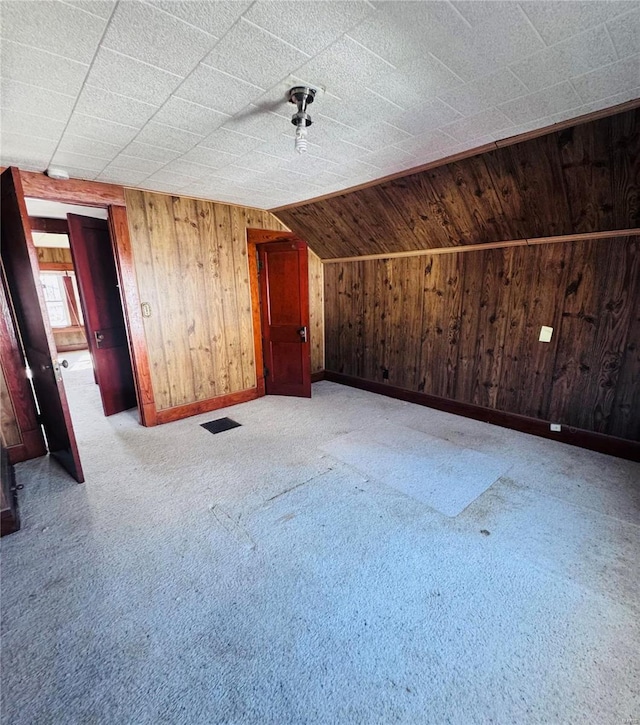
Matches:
[[40, 273, 70, 327]]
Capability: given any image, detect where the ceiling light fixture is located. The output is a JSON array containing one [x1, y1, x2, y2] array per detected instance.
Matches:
[[288, 86, 316, 154]]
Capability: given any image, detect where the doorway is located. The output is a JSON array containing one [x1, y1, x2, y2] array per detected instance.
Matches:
[[247, 229, 312, 399]]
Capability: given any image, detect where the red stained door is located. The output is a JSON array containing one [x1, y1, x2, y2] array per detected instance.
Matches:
[[258, 240, 311, 397], [67, 214, 136, 416], [0, 167, 84, 482]]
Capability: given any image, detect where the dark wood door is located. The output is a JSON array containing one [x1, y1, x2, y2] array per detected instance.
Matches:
[[67, 214, 136, 416], [0, 167, 84, 482], [258, 240, 311, 397]]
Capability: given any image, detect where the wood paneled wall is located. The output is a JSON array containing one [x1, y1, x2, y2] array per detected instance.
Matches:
[[276, 108, 639, 259], [36, 247, 72, 265], [308, 249, 324, 373], [324, 237, 640, 441], [0, 364, 21, 448], [125, 190, 326, 412]]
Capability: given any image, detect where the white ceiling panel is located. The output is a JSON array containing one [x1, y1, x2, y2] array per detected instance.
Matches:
[[0, 40, 89, 95], [65, 113, 139, 146], [519, 1, 637, 46], [203, 18, 310, 89], [153, 1, 250, 38], [0, 0, 107, 63], [175, 64, 265, 116], [50, 150, 109, 173], [75, 85, 159, 127], [0, 0, 637, 209], [243, 1, 375, 56], [86, 48, 184, 106], [152, 96, 229, 136], [0, 79, 75, 121], [102, 0, 218, 76], [510, 26, 618, 93], [607, 9, 640, 60]]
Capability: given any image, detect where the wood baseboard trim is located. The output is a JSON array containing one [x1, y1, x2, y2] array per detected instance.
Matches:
[[324, 372, 640, 462], [311, 370, 325, 383], [155, 387, 262, 425]]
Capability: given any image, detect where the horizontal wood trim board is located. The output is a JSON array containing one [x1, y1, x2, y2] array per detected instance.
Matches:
[[29, 217, 69, 234], [324, 372, 640, 463], [270, 98, 640, 213], [15, 169, 125, 207], [154, 387, 262, 425], [322, 228, 640, 264], [311, 370, 325, 383]]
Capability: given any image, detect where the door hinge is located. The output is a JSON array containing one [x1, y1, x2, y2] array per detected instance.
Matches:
[[36, 413, 45, 425], [264, 366, 269, 378], [257, 257, 263, 272]]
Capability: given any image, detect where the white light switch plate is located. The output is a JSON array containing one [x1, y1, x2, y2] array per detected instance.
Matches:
[[539, 325, 553, 342]]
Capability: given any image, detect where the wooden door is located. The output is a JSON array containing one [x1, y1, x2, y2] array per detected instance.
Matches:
[[258, 240, 311, 397], [0, 167, 84, 482], [67, 214, 136, 416]]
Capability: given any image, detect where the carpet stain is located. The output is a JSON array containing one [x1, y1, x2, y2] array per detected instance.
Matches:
[[209, 504, 256, 550]]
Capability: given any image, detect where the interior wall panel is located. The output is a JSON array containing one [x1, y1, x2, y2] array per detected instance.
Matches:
[[308, 249, 324, 374], [324, 237, 640, 441], [125, 190, 290, 412], [275, 109, 639, 260]]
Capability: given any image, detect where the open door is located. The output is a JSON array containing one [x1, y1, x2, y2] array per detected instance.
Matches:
[[67, 214, 136, 416], [258, 239, 311, 397], [0, 167, 84, 482]]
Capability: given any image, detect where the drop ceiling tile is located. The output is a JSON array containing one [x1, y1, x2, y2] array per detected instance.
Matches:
[[0, 79, 75, 121], [0, 0, 107, 63], [438, 69, 529, 117], [442, 107, 513, 143], [142, 169, 203, 187], [76, 86, 159, 128], [451, 1, 518, 25], [58, 133, 121, 159], [122, 140, 183, 163], [394, 128, 459, 156], [299, 169, 350, 187], [222, 107, 290, 142], [607, 9, 640, 60], [368, 55, 464, 110], [0, 132, 57, 169], [0, 40, 89, 96], [469, 4, 545, 68], [229, 151, 282, 173], [181, 145, 239, 169], [66, 113, 139, 146], [571, 55, 640, 105], [547, 87, 640, 124], [161, 159, 217, 180], [102, 0, 218, 76], [175, 64, 264, 115], [102, 154, 166, 174], [519, 1, 636, 46], [86, 48, 183, 106], [243, 1, 375, 56], [153, 97, 229, 136], [50, 150, 109, 172], [153, 1, 250, 37], [335, 121, 413, 153], [498, 82, 582, 125], [203, 18, 310, 90], [199, 128, 263, 156], [60, 1, 116, 19], [96, 167, 150, 186], [135, 122, 204, 152], [510, 26, 617, 93], [1, 109, 66, 141], [316, 88, 402, 130], [361, 145, 416, 170], [294, 36, 394, 100], [200, 165, 267, 185], [392, 98, 462, 136], [350, 1, 470, 67]]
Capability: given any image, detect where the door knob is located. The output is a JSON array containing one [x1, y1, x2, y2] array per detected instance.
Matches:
[[60, 359, 69, 368], [297, 326, 308, 342]]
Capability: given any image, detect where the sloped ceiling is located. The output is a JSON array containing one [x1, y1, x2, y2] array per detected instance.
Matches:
[[273, 107, 640, 259], [0, 1, 639, 209]]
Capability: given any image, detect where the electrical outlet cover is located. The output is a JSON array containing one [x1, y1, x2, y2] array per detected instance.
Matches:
[[539, 325, 553, 342]]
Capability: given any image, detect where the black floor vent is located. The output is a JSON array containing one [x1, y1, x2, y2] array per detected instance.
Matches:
[[200, 417, 241, 435]]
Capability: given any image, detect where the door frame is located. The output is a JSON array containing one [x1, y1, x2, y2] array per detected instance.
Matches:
[[6, 169, 157, 427], [246, 228, 309, 397]]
